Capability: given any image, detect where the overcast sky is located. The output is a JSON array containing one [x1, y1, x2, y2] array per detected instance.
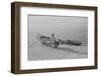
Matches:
[[28, 15, 88, 42]]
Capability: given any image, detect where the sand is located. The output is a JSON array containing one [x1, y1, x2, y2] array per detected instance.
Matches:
[[28, 38, 88, 61]]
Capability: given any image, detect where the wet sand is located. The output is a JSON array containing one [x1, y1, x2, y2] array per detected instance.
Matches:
[[28, 39, 88, 61]]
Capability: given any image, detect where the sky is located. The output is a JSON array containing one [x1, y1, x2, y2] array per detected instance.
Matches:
[[28, 15, 88, 42]]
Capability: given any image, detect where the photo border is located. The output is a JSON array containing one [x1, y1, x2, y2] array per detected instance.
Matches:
[[11, 2, 98, 74]]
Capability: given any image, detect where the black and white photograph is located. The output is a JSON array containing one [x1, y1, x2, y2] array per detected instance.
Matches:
[[11, 2, 97, 74], [28, 15, 88, 61]]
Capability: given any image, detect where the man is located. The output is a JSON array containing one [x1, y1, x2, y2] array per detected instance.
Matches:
[[51, 33, 56, 41], [51, 33, 59, 48]]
